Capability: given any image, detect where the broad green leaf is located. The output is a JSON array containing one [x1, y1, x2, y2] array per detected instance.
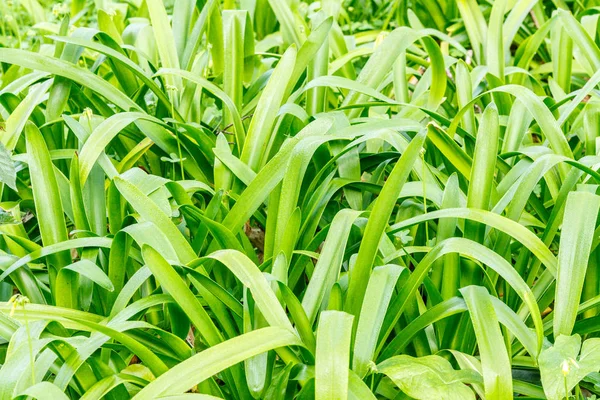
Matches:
[[316, 311, 353, 400], [554, 192, 600, 337], [24, 123, 71, 304], [377, 355, 476, 400], [539, 334, 600, 400]]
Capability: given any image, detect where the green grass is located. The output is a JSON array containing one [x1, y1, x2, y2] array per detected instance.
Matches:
[[2, 0, 600, 398]]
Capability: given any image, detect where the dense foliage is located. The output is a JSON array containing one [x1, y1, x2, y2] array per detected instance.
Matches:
[[3, 0, 600, 398]]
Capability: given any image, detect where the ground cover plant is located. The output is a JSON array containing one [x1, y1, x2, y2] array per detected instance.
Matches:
[[4, 0, 600, 398]]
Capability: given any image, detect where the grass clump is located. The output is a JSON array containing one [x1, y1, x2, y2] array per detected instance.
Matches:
[[1, 0, 600, 399]]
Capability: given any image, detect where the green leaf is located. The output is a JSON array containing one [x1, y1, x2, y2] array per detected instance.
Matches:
[[201, 250, 294, 332], [19, 382, 70, 400], [141, 245, 223, 347], [345, 129, 426, 318], [0, 49, 138, 112], [222, 117, 333, 233], [316, 311, 354, 400], [132, 327, 302, 399], [302, 209, 362, 324], [0, 142, 16, 191], [146, 0, 181, 90], [240, 45, 297, 171], [57, 260, 114, 292], [114, 176, 197, 263], [2, 79, 52, 151], [539, 334, 600, 400], [377, 355, 476, 400], [353, 264, 404, 378], [461, 286, 513, 399], [78, 113, 162, 185], [24, 122, 71, 303], [554, 192, 600, 338]]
